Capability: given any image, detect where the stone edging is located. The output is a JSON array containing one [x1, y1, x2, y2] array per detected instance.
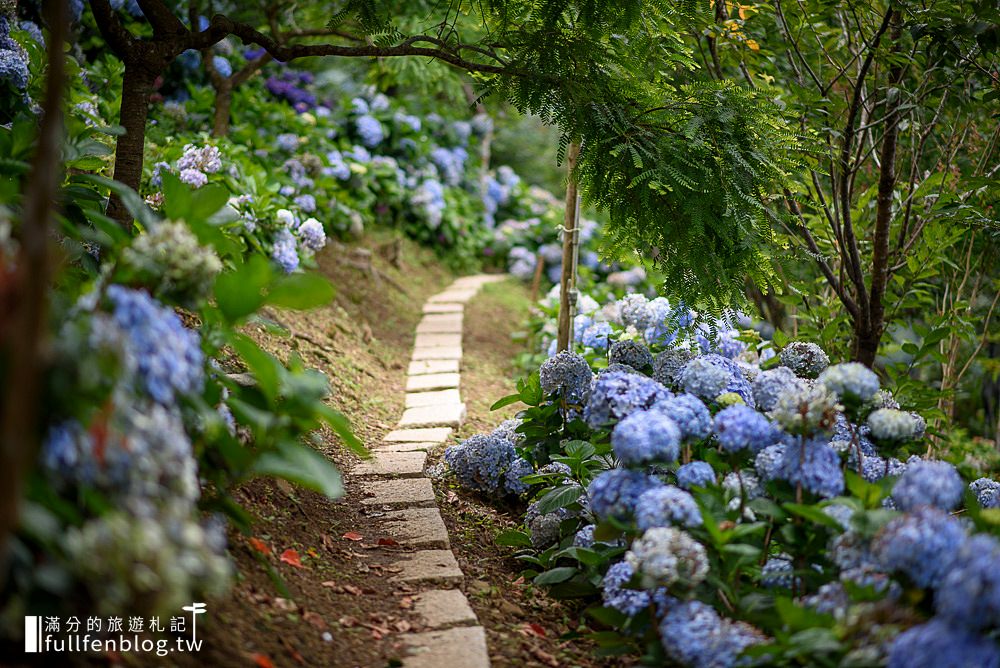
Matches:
[[350, 274, 504, 668]]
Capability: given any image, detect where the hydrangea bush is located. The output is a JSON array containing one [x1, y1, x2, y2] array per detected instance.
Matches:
[[445, 290, 1000, 666]]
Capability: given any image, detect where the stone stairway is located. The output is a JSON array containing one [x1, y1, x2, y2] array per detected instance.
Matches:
[[350, 274, 504, 668]]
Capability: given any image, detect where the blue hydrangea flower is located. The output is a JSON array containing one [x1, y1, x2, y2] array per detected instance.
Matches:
[[612, 409, 681, 466], [752, 366, 805, 412], [293, 193, 317, 213], [755, 443, 786, 482], [970, 478, 1000, 509], [618, 294, 650, 329], [275, 133, 298, 152], [653, 349, 697, 390], [676, 461, 716, 490], [585, 371, 671, 429], [105, 286, 204, 404], [0, 46, 28, 92], [872, 506, 966, 588], [503, 457, 533, 496], [445, 434, 525, 497], [891, 459, 964, 512], [601, 561, 652, 617], [653, 394, 712, 441], [609, 340, 653, 370], [635, 486, 701, 530], [713, 405, 779, 454], [761, 553, 796, 589], [270, 228, 299, 273], [296, 218, 326, 252], [779, 341, 830, 378], [355, 115, 384, 147], [936, 533, 1000, 630], [179, 168, 207, 188], [587, 469, 661, 521], [680, 354, 754, 407], [822, 503, 855, 531], [775, 440, 844, 498], [867, 408, 924, 443], [818, 362, 880, 404], [325, 150, 351, 180], [887, 620, 1000, 668], [581, 322, 613, 351], [659, 601, 763, 668], [430, 146, 467, 186], [539, 350, 591, 406]]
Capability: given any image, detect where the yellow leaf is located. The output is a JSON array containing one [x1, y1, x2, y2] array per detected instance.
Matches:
[[746, 39, 760, 51]]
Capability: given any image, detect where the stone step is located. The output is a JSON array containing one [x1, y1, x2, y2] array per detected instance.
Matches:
[[380, 508, 451, 550], [359, 478, 436, 508], [405, 389, 462, 409], [413, 333, 463, 349], [398, 626, 490, 668], [416, 315, 463, 334], [413, 589, 479, 628], [399, 404, 466, 429], [428, 289, 478, 304], [376, 441, 441, 453], [411, 345, 463, 361], [422, 302, 463, 314], [406, 373, 460, 392], [391, 550, 464, 585], [408, 359, 460, 376], [385, 427, 453, 443], [351, 450, 427, 478]]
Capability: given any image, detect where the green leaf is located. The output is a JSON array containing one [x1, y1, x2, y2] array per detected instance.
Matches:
[[774, 596, 835, 632], [533, 566, 578, 585], [535, 484, 584, 514], [74, 173, 158, 229], [315, 404, 365, 456], [490, 393, 523, 411], [189, 183, 231, 220], [783, 502, 845, 530], [215, 255, 272, 323], [252, 440, 344, 499], [228, 334, 281, 400], [161, 172, 193, 220], [495, 529, 532, 547], [266, 272, 336, 310]]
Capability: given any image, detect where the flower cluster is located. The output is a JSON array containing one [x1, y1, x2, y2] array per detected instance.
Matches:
[[444, 433, 531, 498], [121, 220, 222, 305], [626, 527, 709, 589]]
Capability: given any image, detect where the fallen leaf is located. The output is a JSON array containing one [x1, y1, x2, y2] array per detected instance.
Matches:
[[342, 531, 364, 542], [524, 623, 547, 638], [338, 616, 359, 628], [344, 584, 365, 596], [303, 611, 327, 630], [377, 537, 400, 547], [280, 637, 306, 665], [306, 547, 320, 558], [280, 549, 304, 568], [273, 598, 297, 612], [532, 648, 559, 667], [321, 534, 336, 551], [321, 581, 338, 589], [249, 537, 271, 555], [399, 596, 414, 610], [251, 653, 274, 668], [394, 620, 412, 633]]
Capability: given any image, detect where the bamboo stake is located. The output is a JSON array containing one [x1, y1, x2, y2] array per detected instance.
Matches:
[[557, 142, 581, 352]]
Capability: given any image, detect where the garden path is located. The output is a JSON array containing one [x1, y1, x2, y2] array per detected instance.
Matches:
[[349, 274, 505, 668]]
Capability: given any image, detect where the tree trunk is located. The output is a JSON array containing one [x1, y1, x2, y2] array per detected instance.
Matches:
[[556, 142, 581, 352], [212, 81, 233, 137], [852, 324, 880, 368], [0, 0, 67, 571], [862, 12, 904, 370], [106, 61, 157, 226]]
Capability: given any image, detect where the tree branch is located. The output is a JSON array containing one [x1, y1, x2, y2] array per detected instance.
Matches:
[[88, 0, 134, 57]]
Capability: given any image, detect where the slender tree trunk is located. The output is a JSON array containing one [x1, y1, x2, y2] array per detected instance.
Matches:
[[0, 0, 67, 570], [212, 81, 234, 137], [856, 12, 904, 368], [556, 142, 581, 352], [107, 61, 157, 226]]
